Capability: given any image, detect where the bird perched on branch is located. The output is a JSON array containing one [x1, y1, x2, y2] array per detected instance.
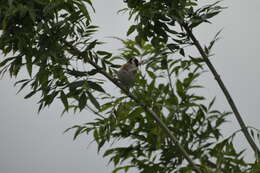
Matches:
[[118, 57, 139, 90]]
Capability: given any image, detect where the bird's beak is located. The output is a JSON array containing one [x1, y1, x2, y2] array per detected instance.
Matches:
[[139, 59, 148, 65]]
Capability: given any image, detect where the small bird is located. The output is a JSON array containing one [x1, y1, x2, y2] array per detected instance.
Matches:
[[118, 57, 139, 89]]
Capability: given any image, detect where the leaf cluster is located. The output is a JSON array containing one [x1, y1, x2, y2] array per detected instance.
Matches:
[[0, 0, 107, 112], [124, 0, 224, 52]]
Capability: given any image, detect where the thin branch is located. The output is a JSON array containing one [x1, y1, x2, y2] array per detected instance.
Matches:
[[64, 41, 203, 173], [182, 23, 260, 160], [84, 103, 105, 119], [166, 57, 175, 97]]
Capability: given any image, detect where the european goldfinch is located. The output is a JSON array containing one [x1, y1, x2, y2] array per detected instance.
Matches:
[[118, 58, 139, 89]]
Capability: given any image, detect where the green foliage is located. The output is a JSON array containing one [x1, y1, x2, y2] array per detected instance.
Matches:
[[1, 0, 260, 173], [0, 0, 105, 112], [124, 0, 225, 50], [67, 40, 257, 172]]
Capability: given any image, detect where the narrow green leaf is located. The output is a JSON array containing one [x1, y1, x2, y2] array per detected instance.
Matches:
[[87, 81, 105, 93], [0, 57, 16, 67], [98, 139, 105, 152], [75, 1, 91, 20], [208, 97, 216, 110], [93, 129, 99, 142], [96, 51, 110, 55], [67, 69, 88, 77], [87, 69, 98, 75], [83, 0, 95, 12], [208, 29, 222, 51], [250, 129, 255, 139], [73, 126, 83, 140], [127, 25, 136, 36], [79, 93, 87, 110], [24, 90, 36, 99], [103, 149, 114, 157], [179, 48, 185, 57], [26, 56, 32, 76], [147, 71, 156, 79], [69, 80, 85, 89], [87, 91, 100, 110], [160, 58, 167, 69], [16, 80, 31, 94], [167, 43, 179, 51], [45, 91, 58, 106], [60, 91, 69, 111], [100, 102, 113, 112], [14, 79, 30, 86], [86, 40, 99, 50], [176, 80, 185, 98], [129, 107, 143, 117]]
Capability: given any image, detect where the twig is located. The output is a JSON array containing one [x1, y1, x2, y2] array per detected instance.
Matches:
[[84, 103, 105, 119], [182, 23, 260, 160]]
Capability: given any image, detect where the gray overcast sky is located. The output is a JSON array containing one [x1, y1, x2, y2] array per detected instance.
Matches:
[[0, 1, 260, 173]]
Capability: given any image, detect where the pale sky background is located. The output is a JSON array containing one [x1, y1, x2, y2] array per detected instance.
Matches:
[[0, 1, 260, 173]]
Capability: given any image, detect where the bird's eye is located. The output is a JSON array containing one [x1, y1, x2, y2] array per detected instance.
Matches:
[[133, 59, 139, 66]]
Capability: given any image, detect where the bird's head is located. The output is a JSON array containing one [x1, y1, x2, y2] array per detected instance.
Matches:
[[128, 57, 139, 67]]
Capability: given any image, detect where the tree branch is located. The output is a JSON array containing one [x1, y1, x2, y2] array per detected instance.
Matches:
[[182, 23, 260, 160], [64, 41, 203, 173]]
